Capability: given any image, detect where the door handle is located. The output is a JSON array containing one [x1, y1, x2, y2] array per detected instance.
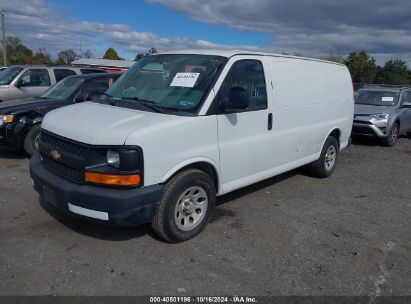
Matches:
[[268, 113, 273, 130]]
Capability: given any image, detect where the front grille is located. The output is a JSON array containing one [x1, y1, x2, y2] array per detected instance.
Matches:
[[40, 131, 88, 161], [41, 155, 84, 183], [352, 125, 375, 135], [353, 120, 372, 125]]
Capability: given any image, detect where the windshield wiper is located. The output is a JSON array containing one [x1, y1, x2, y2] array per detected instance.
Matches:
[[103, 92, 114, 98], [120, 97, 166, 113], [101, 92, 118, 106]]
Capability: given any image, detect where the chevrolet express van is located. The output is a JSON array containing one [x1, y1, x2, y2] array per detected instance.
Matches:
[[30, 50, 354, 242]]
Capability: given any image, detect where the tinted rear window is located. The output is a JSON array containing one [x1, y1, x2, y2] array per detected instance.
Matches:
[[355, 90, 400, 106], [54, 69, 77, 82]]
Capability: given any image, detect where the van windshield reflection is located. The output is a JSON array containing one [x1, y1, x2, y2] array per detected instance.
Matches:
[[101, 54, 227, 114]]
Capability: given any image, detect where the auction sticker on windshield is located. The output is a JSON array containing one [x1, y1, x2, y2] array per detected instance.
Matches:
[[170, 73, 200, 88], [382, 97, 394, 102]]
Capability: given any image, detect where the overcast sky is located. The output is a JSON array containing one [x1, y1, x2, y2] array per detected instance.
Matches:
[[0, 0, 410, 65]]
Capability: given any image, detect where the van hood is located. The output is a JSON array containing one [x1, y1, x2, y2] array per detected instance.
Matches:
[[41, 101, 186, 145], [354, 104, 395, 115]]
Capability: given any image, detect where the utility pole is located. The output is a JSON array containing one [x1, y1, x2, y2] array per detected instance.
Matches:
[[1, 9, 5, 66], [80, 38, 83, 58]]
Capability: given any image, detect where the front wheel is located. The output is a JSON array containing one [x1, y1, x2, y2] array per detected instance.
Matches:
[[308, 136, 339, 178], [23, 125, 41, 157], [383, 123, 399, 147], [152, 169, 216, 242]]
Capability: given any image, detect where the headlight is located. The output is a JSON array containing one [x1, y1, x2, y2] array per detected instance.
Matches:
[[372, 113, 389, 120], [0, 114, 14, 125], [106, 150, 120, 168]]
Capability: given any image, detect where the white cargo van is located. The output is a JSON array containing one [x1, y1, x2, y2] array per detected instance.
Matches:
[[30, 50, 354, 242]]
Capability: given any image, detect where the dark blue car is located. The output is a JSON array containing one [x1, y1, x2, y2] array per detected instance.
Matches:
[[0, 73, 120, 156]]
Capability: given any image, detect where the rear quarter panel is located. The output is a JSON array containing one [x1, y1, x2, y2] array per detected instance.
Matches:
[[269, 58, 353, 160]]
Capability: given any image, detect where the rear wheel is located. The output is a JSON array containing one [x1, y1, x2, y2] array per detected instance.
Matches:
[[23, 124, 41, 157], [308, 136, 339, 178], [152, 169, 216, 242], [383, 123, 399, 147]]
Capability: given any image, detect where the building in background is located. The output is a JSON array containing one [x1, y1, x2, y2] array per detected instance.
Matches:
[[71, 58, 135, 73]]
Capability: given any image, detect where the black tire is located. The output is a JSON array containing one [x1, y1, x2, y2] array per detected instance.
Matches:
[[308, 136, 339, 178], [152, 169, 216, 243], [383, 123, 399, 147], [23, 124, 41, 157]]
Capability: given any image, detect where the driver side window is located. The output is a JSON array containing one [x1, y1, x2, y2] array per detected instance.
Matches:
[[19, 69, 51, 87], [219, 60, 267, 112]]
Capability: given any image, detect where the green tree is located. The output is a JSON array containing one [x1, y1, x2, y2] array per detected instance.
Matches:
[[57, 49, 79, 64], [375, 59, 409, 85], [134, 53, 144, 61], [344, 50, 377, 83], [32, 47, 52, 64], [321, 54, 343, 64], [103, 48, 122, 60], [2, 36, 33, 65]]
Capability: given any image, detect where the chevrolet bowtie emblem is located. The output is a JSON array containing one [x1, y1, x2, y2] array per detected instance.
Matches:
[[50, 149, 62, 160]]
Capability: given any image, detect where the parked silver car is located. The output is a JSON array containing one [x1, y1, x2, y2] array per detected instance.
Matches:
[[0, 65, 104, 102], [352, 86, 411, 146]]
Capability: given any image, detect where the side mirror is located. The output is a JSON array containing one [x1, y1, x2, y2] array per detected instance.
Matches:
[[221, 87, 249, 112], [15, 79, 26, 88], [401, 101, 411, 109]]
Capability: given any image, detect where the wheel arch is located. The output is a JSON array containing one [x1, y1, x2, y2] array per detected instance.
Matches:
[[160, 158, 221, 194], [322, 127, 342, 150]]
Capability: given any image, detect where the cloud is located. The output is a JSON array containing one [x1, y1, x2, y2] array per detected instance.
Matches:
[[0, 0, 258, 59], [1, 0, 410, 65], [149, 0, 411, 64]]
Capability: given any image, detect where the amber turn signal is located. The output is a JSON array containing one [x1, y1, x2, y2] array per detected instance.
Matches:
[[3, 115, 14, 123], [85, 172, 141, 186]]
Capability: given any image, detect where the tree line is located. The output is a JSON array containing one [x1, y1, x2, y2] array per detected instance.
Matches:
[[1, 36, 410, 85], [0, 36, 157, 65], [321, 51, 410, 85]]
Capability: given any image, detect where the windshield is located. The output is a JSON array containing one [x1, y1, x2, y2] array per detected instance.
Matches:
[[355, 90, 399, 106], [102, 54, 227, 114], [41, 76, 86, 100], [0, 67, 23, 85]]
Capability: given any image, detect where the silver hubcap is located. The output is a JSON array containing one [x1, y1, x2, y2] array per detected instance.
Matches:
[[389, 125, 398, 144], [174, 186, 208, 231], [324, 145, 336, 171]]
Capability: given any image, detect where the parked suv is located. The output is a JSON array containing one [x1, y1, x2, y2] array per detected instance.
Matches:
[[352, 86, 411, 146], [0, 73, 119, 156], [0, 65, 105, 102]]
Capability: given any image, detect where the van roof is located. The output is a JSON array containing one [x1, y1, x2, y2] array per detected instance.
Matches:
[[158, 49, 346, 66]]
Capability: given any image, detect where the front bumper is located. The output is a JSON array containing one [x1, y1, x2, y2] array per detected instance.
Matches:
[[352, 123, 387, 138], [30, 154, 163, 226], [0, 122, 26, 150]]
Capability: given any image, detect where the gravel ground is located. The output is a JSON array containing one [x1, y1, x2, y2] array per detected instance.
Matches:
[[0, 137, 410, 296]]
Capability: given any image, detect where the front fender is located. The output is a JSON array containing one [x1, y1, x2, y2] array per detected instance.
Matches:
[[160, 157, 222, 194], [5, 114, 43, 148]]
